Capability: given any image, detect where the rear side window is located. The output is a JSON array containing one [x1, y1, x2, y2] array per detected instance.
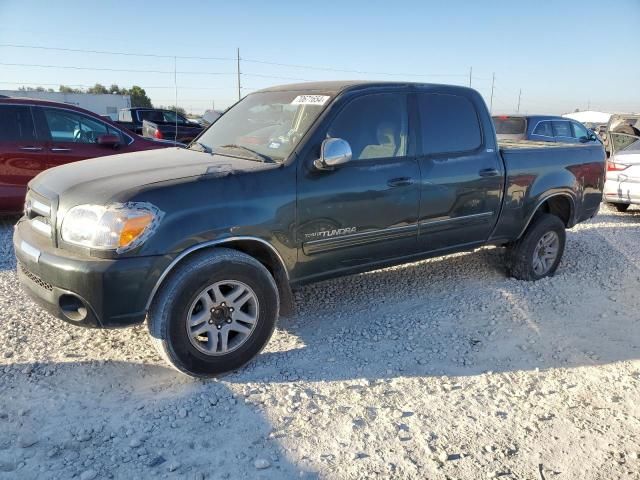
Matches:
[[552, 121, 572, 138], [418, 93, 481, 155], [0, 105, 37, 142], [533, 121, 553, 137], [493, 116, 525, 134]]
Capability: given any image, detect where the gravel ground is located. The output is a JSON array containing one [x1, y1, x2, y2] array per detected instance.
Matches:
[[1, 204, 639, 480]]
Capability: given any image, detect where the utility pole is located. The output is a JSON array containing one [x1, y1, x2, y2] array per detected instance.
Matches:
[[517, 88, 521, 113], [174, 56, 178, 143], [236, 47, 241, 101], [490, 72, 495, 113], [469, 66, 472, 88]]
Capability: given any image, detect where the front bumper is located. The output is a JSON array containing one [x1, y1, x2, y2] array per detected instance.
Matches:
[[604, 177, 640, 205], [13, 219, 174, 328]]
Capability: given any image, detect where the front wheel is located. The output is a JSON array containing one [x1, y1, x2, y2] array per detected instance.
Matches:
[[506, 214, 566, 281], [147, 248, 279, 377]]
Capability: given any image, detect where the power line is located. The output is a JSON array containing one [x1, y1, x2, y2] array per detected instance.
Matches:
[[0, 43, 467, 79], [0, 62, 235, 75], [0, 43, 235, 61]]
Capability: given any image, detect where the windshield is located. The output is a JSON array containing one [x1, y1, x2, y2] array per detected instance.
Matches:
[[192, 91, 332, 162]]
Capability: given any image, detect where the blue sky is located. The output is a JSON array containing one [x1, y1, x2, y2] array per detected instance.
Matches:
[[1, 0, 639, 114]]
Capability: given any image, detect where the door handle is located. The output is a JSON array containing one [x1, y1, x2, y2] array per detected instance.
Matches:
[[50, 147, 72, 152], [387, 177, 414, 187], [479, 168, 499, 177], [19, 146, 43, 152]]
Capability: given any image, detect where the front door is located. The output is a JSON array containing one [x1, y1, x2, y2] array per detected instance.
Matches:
[[34, 106, 121, 166], [415, 91, 504, 252], [295, 91, 421, 280]]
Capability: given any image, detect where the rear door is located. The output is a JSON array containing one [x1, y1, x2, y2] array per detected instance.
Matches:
[[0, 104, 48, 212], [35, 106, 125, 165], [415, 91, 504, 252]]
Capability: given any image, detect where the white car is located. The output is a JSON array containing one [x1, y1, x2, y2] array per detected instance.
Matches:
[[604, 115, 640, 212]]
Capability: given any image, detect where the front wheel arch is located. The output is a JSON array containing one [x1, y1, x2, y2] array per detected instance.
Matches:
[[145, 238, 293, 317]]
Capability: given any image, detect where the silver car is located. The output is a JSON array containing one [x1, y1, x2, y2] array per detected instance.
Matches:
[[604, 115, 640, 212]]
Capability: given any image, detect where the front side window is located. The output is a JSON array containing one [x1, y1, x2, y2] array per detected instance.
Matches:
[[327, 93, 408, 160], [552, 121, 572, 138], [572, 122, 589, 139], [533, 121, 553, 137], [0, 105, 36, 142], [193, 90, 333, 162], [418, 93, 481, 155], [43, 108, 122, 144]]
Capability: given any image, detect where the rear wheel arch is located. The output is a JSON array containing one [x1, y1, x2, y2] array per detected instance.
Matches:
[[518, 193, 575, 239], [146, 238, 293, 316]]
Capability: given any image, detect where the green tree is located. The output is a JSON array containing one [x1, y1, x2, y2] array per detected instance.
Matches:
[[87, 83, 108, 94], [128, 85, 153, 108], [59, 85, 83, 93]]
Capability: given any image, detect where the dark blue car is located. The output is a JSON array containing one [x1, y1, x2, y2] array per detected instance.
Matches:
[[493, 115, 599, 144]]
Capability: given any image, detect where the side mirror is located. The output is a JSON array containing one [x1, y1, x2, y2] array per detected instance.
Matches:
[[314, 138, 352, 170], [589, 133, 597, 141], [97, 134, 120, 148]]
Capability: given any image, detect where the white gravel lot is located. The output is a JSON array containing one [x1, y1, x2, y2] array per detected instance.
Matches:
[[1, 204, 639, 480]]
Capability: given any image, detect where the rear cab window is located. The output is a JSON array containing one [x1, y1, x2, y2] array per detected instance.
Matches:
[[0, 104, 37, 142], [493, 116, 525, 135], [418, 93, 482, 155]]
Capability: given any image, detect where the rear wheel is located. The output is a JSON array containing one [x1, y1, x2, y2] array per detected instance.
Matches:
[[147, 248, 279, 377], [612, 203, 630, 213], [506, 214, 566, 281]]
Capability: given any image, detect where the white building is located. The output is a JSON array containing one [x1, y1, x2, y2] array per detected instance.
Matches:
[[0, 90, 131, 120]]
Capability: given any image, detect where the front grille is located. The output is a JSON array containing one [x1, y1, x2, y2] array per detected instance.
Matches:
[[18, 262, 53, 292], [24, 190, 55, 243]]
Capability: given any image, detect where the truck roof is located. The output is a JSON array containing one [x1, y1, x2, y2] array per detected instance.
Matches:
[[256, 80, 477, 95]]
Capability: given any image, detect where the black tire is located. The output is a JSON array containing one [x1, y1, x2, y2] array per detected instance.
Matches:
[[613, 203, 630, 213], [147, 248, 279, 377], [506, 214, 566, 281]]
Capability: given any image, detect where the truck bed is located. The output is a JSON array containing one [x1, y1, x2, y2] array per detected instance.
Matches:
[[498, 139, 598, 151], [489, 139, 606, 243]]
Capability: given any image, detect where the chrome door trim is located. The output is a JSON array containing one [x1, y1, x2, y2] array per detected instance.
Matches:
[[419, 211, 494, 228], [302, 224, 418, 255]]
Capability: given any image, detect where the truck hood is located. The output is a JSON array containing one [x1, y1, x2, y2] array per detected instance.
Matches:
[[29, 147, 277, 203]]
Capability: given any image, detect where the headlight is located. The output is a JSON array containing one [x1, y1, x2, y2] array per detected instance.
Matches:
[[61, 202, 163, 252]]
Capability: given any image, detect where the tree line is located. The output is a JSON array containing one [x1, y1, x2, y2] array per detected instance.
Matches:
[[18, 83, 154, 109]]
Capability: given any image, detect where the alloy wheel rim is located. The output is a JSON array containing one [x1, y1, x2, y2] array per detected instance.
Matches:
[[532, 231, 560, 275], [186, 280, 259, 356]]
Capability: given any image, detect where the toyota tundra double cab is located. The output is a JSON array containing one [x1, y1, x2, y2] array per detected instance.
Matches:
[[14, 81, 606, 377]]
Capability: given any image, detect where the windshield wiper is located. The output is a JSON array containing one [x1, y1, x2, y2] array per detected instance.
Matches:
[[218, 144, 274, 163], [189, 141, 212, 154]]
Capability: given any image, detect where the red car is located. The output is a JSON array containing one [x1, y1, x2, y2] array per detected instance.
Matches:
[[0, 98, 168, 213]]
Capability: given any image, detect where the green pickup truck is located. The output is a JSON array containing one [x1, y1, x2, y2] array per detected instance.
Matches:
[[14, 81, 606, 377]]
